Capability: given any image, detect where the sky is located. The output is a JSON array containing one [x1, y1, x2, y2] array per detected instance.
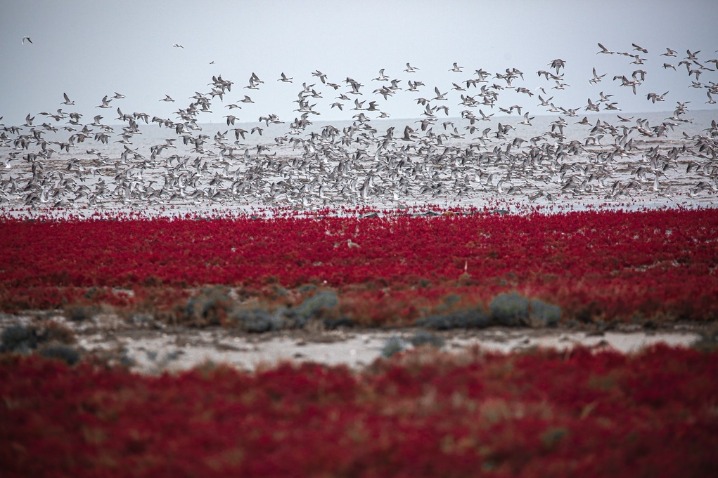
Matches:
[[0, 0, 717, 125]]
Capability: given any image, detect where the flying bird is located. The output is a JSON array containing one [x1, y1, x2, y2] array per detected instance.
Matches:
[[404, 62, 419, 73], [632, 43, 648, 54], [21, 36, 32, 45], [96, 95, 112, 108], [597, 42, 612, 54], [172, 43, 184, 48], [590, 68, 606, 84]]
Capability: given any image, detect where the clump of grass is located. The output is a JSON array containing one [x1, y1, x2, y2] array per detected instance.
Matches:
[[38, 344, 81, 365], [184, 286, 235, 326], [692, 324, 718, 352], [417, 292, 563, 330], [63, 304, 97, 322], [408, 331, 445, 349], [381, 336, 409, 358], [489, 292, 563, 327], [0, 325, 38, 353], [528, 298, 562, 327], [229, 307, 282, 333], [286, 290, 340, 327], [416, 307, 490, 330], [1, 322, 81, 365], [489, 292, 529, 326]]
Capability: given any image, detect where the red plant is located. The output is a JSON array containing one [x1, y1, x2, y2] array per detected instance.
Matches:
[[1, 208, 717, 323], [0, 345, 716, 476]]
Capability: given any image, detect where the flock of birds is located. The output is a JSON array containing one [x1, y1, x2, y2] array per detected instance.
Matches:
[[1, 41, 718, 210]]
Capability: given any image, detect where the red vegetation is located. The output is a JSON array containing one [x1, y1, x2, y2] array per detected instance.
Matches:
[[1, 208, 717, 323], [1, 345, 716, 477]]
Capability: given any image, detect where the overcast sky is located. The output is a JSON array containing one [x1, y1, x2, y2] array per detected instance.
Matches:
[[1, 0, 716, 125]]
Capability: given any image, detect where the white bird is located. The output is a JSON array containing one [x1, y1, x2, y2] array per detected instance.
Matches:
[[96, 95, 112, 108], [160, 94, 175, 102], [21, 36, 32, 45], [312, 70, 327, 83], [172, 43, 184, 48], [62, 93, 75, 105], [632, 42, 648, 54], [589, 68, 606, 85], [597, 42, 612, 54], [373, 69, 389, 81], [646, 91, 668, 103]]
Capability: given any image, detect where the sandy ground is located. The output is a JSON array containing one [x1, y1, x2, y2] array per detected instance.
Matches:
[[0, 310, 706, 374]]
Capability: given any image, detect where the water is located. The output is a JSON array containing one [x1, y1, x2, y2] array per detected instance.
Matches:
[[1, 107, 717, 217]]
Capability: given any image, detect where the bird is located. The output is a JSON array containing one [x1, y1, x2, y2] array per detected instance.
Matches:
[[21, 36, 32, 45], [402, 125, 416, 141], [433, 87, 447, 100], [160, 95, 175, 102], [246, 72, 263, 89], [172, 43, 184, 48], [311, 70, 327, 83], [519, 112, 534, 125], [549, 59, 566, 73], [597, 42, 612, 54], [646, 91, 668, 103], [632, 43, 648, 54], [233, 128, 248, 140], [96, 95, 112, 108], [373, 69, 390, 81], [1, 40, 715, 213], [589, 68, 606, 84]]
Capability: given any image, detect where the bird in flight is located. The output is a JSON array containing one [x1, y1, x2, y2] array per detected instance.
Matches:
[[597, 42, 612, 54], [590, 68, 606, 85], [172, 43, 184, 48], [22, 36, 32, 45], [96, 95, 112, 108]]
